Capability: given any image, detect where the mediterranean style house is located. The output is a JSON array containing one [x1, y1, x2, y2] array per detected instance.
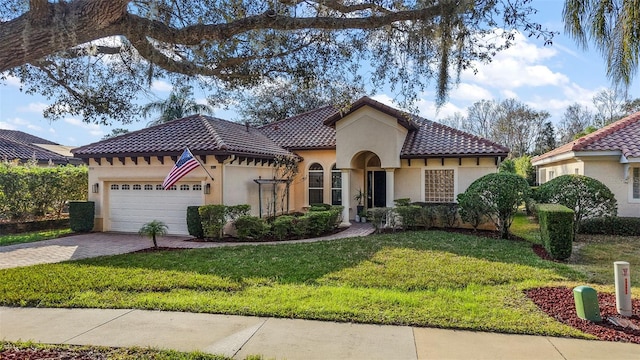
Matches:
[[72, 97, 509, 235], [532, 111, 640, 218]]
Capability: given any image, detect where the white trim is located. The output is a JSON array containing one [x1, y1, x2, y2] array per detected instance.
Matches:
[[532, 150, 622, 166], [630, 167, 640, 203]]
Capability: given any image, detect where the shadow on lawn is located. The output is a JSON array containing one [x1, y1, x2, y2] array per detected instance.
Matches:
[[76, 230, 584, 285]]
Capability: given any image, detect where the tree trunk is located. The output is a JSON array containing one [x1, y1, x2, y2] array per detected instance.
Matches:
[[0, 0, 129, 71]]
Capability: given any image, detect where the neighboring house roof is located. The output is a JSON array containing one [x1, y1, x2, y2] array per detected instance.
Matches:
[[0, 130, 80, 165], [260, 96, 509, 157], [533, 111, 640, 164], [72, 115, 293, 159]]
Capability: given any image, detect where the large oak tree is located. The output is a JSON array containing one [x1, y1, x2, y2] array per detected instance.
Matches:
[[1, 0, 549, 125]]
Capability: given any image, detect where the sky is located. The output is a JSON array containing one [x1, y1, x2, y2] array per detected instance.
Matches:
[[1, 0, 639, 147]]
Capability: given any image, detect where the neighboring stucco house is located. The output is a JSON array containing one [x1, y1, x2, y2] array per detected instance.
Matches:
[[0, 130, 82, 165], [532, 111, 640, 217], [72, 97, 509, 235]]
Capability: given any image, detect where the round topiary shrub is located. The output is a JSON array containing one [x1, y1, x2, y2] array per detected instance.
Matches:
[[536, 175, 617, 236], [464, 172, 530, 239]]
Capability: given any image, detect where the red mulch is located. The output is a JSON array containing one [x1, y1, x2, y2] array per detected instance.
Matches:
[[526, 287, 640, 343]]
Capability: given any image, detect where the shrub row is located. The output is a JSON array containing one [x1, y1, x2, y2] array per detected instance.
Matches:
[[189, 204, 251, 239], [68, 201, 95, 232], [536, 203, 574, 260], [0, 163, 88, 221], [579, 217, 640, 236], [187, 204, 343, 241]]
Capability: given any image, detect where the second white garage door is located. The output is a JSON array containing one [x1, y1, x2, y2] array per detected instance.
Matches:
[[108, 182, 204, 235]]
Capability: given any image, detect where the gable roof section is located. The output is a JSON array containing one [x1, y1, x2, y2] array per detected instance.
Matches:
[[72, 115, 293, 159], [0, 130, 77, 164], [323, 96, 418, 131], [533, 111, 640, 164], [402, 118, 510, 157], [258, 105, 338, 150], [259, 98, 507, 157]]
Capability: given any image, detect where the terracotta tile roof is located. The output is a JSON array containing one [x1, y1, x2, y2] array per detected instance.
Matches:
[[0, 129, 59, 146], [260, 97, 508, 157], [258, 105, 338, 150], [0, 130, 77, 164], [72, 115, 293, 159], [402, 117, 510, 157], [533, 111, 640, 163]]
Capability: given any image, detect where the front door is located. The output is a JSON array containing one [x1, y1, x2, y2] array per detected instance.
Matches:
[[367, 171, 386, 208]]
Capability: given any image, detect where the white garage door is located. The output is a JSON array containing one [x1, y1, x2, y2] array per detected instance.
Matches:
[[108, 182, 204, 235]]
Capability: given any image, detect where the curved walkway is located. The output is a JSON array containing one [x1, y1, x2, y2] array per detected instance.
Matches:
[[0, 222, 375, 269]]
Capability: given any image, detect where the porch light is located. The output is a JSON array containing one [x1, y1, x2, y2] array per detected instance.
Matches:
[[204, 183, 211, 194], [92, 183, 99, 193]]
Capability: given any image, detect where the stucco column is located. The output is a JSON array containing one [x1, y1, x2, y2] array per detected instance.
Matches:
[[341, 169, 351, 226], [385, 168, 395, 208]]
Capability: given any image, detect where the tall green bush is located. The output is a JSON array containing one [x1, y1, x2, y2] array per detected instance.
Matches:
[[536, 175, 617, 236], [536, 204, 574, 260], [68, 201, 95, 232], [186, 206, 204, 238], [514, 155, 536, 185], [464, 172, 530, 239], [199, 205, 227, 239], [457, 190, 488, 231], [0, 163, 87, 220]]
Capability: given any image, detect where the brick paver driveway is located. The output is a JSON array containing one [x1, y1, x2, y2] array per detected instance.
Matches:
[[0, 223, 374, 269]]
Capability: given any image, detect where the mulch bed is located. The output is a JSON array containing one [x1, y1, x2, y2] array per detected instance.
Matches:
[[0, 346, 108, 359], [526, 286, 640, 343]]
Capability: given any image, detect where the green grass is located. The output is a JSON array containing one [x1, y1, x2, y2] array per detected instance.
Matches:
[[0, 341, 232, 359], [570, 234, 640, 287], [509, 212, 541, 244], [0, 230, 593, 338], [0, 228, 72, 246]]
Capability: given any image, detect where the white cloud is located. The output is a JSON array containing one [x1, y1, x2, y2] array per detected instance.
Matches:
[[0, 121, 18, 130], [416, 99, 466, 121], [1, 75, 21, 87], [461, 31, 568, 89], [63, 117, 104, 137], [151, 80, 173, 92], [449, 83, 492, 102], [501, 90, 518, 99], [17, 102, 47, 113], [0, 117, 43, 132]]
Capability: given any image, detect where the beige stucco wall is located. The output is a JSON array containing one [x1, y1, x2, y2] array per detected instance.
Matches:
[[334, 106, 408, 169], [536, 157, 640, 217], [223, 162, 286, 217]]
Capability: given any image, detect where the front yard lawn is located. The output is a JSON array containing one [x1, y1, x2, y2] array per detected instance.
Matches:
[[0, 230, 594, 338], [0, 228, 72, 246]]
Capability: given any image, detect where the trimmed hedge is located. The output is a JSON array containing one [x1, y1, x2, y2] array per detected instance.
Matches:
[[68, 201, 95, 233], [536, 203, 574, 260], [579, 217, 640, 236], [235, 215, 270, 240], [186, 206, 204, 238], [199, 205, 227, 239]]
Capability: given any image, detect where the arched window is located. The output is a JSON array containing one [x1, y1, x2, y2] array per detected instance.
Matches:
[[308, 163, 324, 205], [331, 164, 342, 205]]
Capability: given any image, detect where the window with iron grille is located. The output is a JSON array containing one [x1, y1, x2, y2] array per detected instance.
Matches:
[[424, 169, 454, 202]]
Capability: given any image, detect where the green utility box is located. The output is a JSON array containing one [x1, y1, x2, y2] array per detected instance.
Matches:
[[573, 286, 602, 322]]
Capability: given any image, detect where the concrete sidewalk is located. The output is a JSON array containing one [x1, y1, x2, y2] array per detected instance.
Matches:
[[1, 307, 639, 359]]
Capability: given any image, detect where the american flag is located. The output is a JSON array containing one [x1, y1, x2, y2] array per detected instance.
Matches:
[[162, 148, 201, 190]]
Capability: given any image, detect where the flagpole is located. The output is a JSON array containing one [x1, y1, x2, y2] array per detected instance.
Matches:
[[188, 147, 215, 181]]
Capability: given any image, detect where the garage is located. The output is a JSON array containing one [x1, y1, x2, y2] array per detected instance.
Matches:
[[108, 182, 204, 235]]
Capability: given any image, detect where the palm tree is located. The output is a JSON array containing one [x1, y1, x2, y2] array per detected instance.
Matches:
[[563, 0, 640, 87], [141, 86, 214, 126], [138, 220, 168, 248]]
